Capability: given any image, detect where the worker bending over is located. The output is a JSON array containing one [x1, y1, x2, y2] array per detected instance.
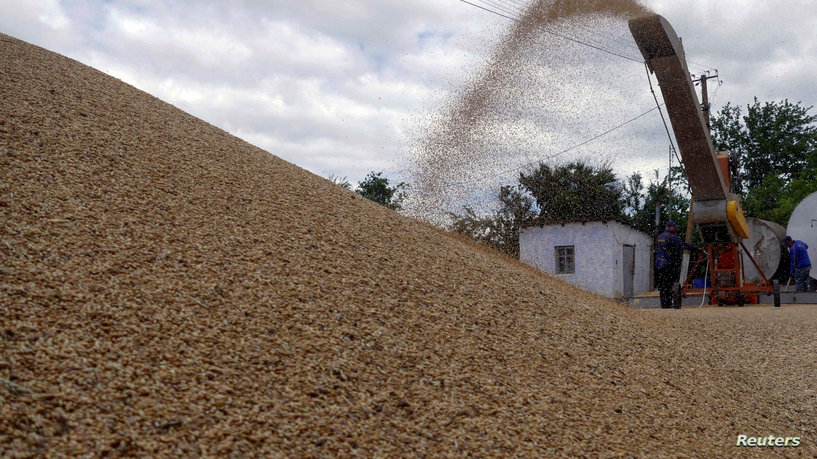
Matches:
[[784, 236, 812, 292], [655, 221, 700, 309]]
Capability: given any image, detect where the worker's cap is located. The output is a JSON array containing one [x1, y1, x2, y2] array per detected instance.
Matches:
[[783, 235, 793, 244], [666, 220, 678, 228]]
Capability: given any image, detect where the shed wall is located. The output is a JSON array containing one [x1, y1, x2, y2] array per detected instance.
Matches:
[[519, 222, 652, 299]]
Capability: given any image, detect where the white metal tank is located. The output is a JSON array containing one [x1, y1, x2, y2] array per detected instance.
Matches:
[[786, 191, 817, 280], [742, 218, 785, 284]]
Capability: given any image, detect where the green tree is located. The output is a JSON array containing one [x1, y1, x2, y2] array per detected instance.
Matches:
[[630, 177, 691, 239], [710, 103, 746, 156], [742, 99, 817, 187], [450, 185, 536, 257], [710, 99, 817, 210], [452, 161, 641, 257], [327, 174, 352, 190], [518, 161, 625, 224], [356, 171, 406, 210], [743, 173, 817, 224], [622, 172, 645, 217], [450, 162, 702, 257]]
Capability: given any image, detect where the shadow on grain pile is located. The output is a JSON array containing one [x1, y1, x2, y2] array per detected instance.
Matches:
[[0, 34, 808, 457]]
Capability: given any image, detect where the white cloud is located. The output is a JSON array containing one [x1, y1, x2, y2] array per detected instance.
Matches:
[[0, 0, 505, 185], [254, 19, 354, 73], [105, 6, 254, 68], [38, 0, 69, 30], [2, 0, 817, 197], [0, 0, 71, 41]]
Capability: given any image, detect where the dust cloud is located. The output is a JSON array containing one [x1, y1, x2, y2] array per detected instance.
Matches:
[[404, 0, 652, 223]]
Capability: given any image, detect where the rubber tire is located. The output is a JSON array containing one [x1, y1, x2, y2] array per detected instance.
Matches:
[[672, 282, 682, 309], [773, 279, 781, 308], [737, 294, 744, 307]]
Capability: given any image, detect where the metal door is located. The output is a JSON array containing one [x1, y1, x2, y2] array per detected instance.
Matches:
[[623, 245, 635, 298]]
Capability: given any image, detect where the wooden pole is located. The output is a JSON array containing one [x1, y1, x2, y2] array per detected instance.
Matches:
[[679, 198, 695, 284]]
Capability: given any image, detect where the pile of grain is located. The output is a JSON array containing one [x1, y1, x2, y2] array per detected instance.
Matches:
[[1, 34, 813, 456]]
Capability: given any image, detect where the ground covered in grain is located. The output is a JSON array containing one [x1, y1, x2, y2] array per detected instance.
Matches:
[[2, 34, 817, 457]]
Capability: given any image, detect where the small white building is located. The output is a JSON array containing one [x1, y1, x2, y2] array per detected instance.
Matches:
[[519, 221, 653, 299]]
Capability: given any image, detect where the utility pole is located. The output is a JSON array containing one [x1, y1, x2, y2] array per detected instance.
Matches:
[[653, 168, 661, 292], [696, 72, 718, 132], [668, 144, 673, 222], [680, 72, 717, 284], [700, 73, 711, 132], [654, 169, 661, 236]]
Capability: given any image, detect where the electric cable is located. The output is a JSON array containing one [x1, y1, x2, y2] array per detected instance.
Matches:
[[452, 104, 662, 185], [457, 0, 645, 63], [708, 77, 723, 107], [454, 0, 713, 196], [494, 0, 528, 8], [643, 63, 683, 167], [477, 0, 520, 16], [461, 0, 716, 72], [554, 20, 645, 61], [506, 0, 651, 54], [688, 59, 716, 73], [485, 0, 522, 9], [457, 0, 518, 21], [460, 0, 715, 75]]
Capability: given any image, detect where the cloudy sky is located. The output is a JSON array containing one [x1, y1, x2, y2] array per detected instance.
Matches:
[[2, 0, 816, 203]]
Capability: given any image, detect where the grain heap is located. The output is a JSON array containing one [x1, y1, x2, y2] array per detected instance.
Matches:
[[0, 34, 813, 457]]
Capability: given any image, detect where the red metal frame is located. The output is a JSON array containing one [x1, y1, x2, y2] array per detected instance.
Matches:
[[681, 241, 774, 305]]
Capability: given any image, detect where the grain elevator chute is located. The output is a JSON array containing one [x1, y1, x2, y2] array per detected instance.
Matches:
[[629, 13, 782, 306]]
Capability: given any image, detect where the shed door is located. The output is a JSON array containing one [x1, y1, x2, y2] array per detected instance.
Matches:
[[623, 245, 635, 298]]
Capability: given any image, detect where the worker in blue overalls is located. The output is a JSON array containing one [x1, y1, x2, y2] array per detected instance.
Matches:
[[655, 221, 700, 308], [784, 236, 812, 292]]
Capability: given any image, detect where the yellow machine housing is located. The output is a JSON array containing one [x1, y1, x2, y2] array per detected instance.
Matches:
[[726, 201, 750, 239]]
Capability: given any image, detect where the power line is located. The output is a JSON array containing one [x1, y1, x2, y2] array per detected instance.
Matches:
[[477, 0, 519, 16], [688, 59, 716, 73], [465, 0, 655, 63], [643, 63, 683, 167], [455, 0, 713, 186], [478, 0, 519, 18], [551, 14, 643, 50], [457, 0, 645, 63], [453, 105, 663, 186], [709, 79, 723, 107], [553, 20, 644, 61], [492, 0, 645, 63], [491, 0, 527, 9], [458, 0, 518, 20], [461, 0, 716, 74]]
